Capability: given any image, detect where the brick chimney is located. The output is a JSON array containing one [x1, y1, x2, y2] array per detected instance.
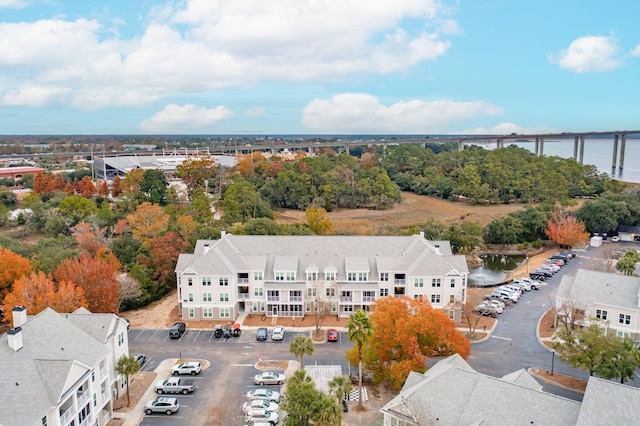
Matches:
[[12, 306, 27, 327], [7, 327, 23, 351]]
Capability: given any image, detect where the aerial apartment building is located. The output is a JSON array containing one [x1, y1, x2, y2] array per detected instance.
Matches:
[[175, 232, 469, 322]]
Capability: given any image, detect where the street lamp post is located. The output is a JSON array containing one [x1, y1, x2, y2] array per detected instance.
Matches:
[[551, 350, 555, 375]]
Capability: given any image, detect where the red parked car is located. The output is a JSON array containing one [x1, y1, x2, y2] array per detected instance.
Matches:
[[327, 328, 339, 342]]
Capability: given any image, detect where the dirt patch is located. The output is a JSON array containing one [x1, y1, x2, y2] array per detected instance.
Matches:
[[529, 368, 588, 393], [275, 191, 529, 234], [256, 360, 289, 370], [113, 371, 157, 412], [539, 308, 556, 339]]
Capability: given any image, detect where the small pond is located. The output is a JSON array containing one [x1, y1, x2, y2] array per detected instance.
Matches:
[[468, 254, 526, 287]]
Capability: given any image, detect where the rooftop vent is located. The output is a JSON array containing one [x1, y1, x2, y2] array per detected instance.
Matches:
[[7, 327, 23, 352], [12, 306, 27, 328]]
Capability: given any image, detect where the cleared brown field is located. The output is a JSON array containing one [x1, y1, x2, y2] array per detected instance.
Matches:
[[275, 191, 535, 234]]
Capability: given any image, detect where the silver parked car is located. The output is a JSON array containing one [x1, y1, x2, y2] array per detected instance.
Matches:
[[145, 397, 179, 415], [244, 408, 279, 425], [246, 388, 281, 403], [254, 371, 286, 385], [242, 399, 279, 414]]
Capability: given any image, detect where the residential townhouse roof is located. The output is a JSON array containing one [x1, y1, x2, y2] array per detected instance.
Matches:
[[177, 235, 468, 280], [381, 354, 581, 426], [0, 308, 111, 426], [557, 269, 640, 310], [576, 376, 640, 425]]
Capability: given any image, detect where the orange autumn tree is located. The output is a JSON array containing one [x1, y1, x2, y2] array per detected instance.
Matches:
[[347, 296, 471, 389], [53, 252, 120, 313], [545, 210, 589, 248], [126, 202, 169, 243], [0, 247, 31, 299], [2, 271, 87, 325]]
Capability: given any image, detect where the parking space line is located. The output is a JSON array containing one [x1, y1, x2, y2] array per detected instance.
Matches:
[[491, 335, 512, 341], [133, 330, 145, 341], [148, 330, 159, 341], [193, 330, 202, 342]]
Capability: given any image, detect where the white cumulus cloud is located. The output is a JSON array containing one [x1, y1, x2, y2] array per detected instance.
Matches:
[[548, 35, 622, 73], [460, 123, 559, 135], [301, 93, 504, 133], [140, 104, 234, 133], [0, 0, 458, 109], [2, 85, 70, 107], [630, 45, 640, 57]]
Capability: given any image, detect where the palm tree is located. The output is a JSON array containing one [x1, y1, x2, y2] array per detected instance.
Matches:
[[115, 355, 140, 407], [289, 334, 315, 369], [314, 395, 342, 426], [346, 309, 372, 409], [328, 375, 352, 405]]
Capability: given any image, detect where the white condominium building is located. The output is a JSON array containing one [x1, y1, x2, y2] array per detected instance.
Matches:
[[175, 232, 469, 322]]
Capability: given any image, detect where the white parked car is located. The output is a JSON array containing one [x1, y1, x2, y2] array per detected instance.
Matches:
[[242, 399, 279, 414], [244, 408, 279, 425], [254, 372, 286, 385], [485, 300, 504, 313], [272, 326, 285, 341], [612, 236, 620, 242], [246, 388, 281, 403], [171, 361, 201, 376]]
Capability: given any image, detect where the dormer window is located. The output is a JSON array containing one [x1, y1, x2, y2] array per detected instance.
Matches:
[[306, 271, 318, 281]]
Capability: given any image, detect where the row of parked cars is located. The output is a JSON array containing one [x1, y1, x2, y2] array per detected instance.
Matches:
[[529, 251, 576, 281], [243, 372, 286, 425], [479, 277, 541, 316], [144, 361, 203, 415]]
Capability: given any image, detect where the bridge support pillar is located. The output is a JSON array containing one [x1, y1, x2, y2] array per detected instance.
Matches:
[[573, 136, 579, 160], [308, 146, 313, 155], [579, 136, 585, 163], [612, 135, 619, 169], [620, 134, 627, 170], [539, 138, 544, 156], [458, 141, 464, 151], [534, 138, 539, 156]]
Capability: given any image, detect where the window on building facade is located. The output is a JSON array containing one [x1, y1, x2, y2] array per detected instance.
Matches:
[[380, 272, 389, 282], [431, 278, 441, 287], [42, 417, 47, 426], [118, 332, 124, 346], [449, 295, 455, 303], [617, 330, 630, 338], [254, 287, 264, 296], [326, 271, 336, 281], [219, 277, 229, 286], [252, 302, 258, 312], [619, 314, 631, 325], [414, 278, 424, 287], [380, 288, 389, 297], [358, 272, 367, 281], [431, 294, 441, 303], [254, 271, 263, 281], [326, 288, 335, 297], [220, 293, 229, 302], [286, 272, 296, 281], [220, 308, 230, 318], [414, 295, 423, 300], [188, 308, 195, 318], [307, 288, 316, 297], [203, 292, 212, 302], [307, 272, 318, 281], [202, 277, 211, 286], [343, 305, 354, 312], [275, 272, 285, 281], [260, 302, 265, 312], [596, 309, 608, 320], [347, 272, 357, 281], [450, 279, 455, 288], [203, 308, 213, 318], [187, 277, 193, 286], [188, 293, 194, 302], [448, 310, 455, 320]]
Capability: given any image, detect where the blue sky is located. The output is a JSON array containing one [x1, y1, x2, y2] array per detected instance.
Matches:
[[0, 0, 639, 135]]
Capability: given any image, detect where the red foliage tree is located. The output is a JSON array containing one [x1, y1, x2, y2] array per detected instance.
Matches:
[[78, 176, 96, 197], [53, 252, 120, 313], [545, 210, 590, 248], [111, 175, 122, 197], [72, 222, 107, 256], [2, 271, 87, 325], [0, 247, 31, 299], [147, 231, 190, 286], [33, 172, 53, 194], [347, 296, 471, 389], [96, 181, 109, 197], [52, 174, 66, 192]]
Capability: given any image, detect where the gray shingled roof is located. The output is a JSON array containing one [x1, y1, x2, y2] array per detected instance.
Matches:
[[556, 269, 640, 309], [381, 354, 581, 426], [577, 377, 640, 425], [176, 235, 469, 281], [0, 308, 110, 426]]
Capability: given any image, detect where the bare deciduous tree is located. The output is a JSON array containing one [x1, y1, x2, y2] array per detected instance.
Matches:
[[117, 272, 142, 312]]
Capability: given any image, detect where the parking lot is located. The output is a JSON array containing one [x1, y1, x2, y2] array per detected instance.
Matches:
[[130, 327, 350, 425]]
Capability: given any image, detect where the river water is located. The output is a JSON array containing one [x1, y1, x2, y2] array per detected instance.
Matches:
[[510, 138, 640, 183]]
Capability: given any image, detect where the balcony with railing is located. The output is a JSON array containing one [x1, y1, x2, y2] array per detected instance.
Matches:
[[237, 293, 250, 300], [60, 408, 74, 425], [340, 296, 353, 302], [290, 296, 302, 302], [237, 278, 249, 284], [77, 389, 90, 406], [267, 296, 280, 302], [394, 279, 406, 285], [362, 296, 376, 302], [100, 366, 107, 379]]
